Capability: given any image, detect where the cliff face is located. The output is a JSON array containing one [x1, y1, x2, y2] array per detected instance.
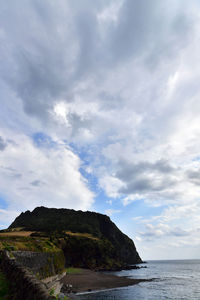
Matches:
[[9, 207, 142, 266]]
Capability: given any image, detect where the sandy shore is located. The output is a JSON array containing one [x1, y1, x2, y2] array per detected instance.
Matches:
[[61, 269, 150, 294]]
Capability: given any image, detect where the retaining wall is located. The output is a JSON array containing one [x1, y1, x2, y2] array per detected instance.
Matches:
[[0, 250, 57, 300], [12, 250, 65, 279]]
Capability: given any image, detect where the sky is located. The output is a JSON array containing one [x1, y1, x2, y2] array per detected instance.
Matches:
[[1, 0, 200, 260]]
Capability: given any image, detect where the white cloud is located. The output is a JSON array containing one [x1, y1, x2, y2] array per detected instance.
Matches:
[[123, 194, 144, 206], [105, 209, 121, 217], [0, 209, 19, 229], [1, 0, 200, 258], [0, 130, 94, 227], [99, 175, 124, 198], [132, 216, 143, 222]]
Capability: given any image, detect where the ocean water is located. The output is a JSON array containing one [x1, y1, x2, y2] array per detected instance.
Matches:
[[79, 260, 200, 300]]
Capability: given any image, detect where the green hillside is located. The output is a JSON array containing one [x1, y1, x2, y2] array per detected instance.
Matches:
[[9, 207, 142, 268]]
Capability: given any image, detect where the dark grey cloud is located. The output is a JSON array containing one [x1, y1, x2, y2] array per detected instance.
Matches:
[[140, 225, 189, 240], [0, 165, 22, 178], [0, 0, 77, 120], [187, 169, 200, 185], [0, 0, 196, 128], [0, 136, 7, 151], [10, 173, 22, 179], [0, 166, 16, 172], [74, 10, 101, 79], [30, 180, 45, 187], [170, 228, 189, 237], [110, 0, 194, 67], [120, 177, 175, 194], [115, 159, 176, 194], [117, 159, 175, 180], [121, 177, 177, 194], [67, 112, 92, 135], [111, 0, 159, 61]]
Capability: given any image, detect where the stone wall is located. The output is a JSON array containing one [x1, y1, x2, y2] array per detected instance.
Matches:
[[42, 273, 65, 295], [0, 250, 57, 300], [12, 250, 65, 279]]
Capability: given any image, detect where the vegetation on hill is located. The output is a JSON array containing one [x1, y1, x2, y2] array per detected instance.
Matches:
[[9, 207, 142, 267], [0, 234, 65, 279], [0, 235, 59, 252]]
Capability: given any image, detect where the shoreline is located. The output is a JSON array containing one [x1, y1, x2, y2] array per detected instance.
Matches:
[[61, 268, 151, 294], [76, 284, 146, 295]]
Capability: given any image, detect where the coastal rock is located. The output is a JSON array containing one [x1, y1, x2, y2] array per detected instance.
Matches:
[[9, 206, 142, 268]]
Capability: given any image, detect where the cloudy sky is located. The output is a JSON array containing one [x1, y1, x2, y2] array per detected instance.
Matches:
[[1, 0, 200, 260]]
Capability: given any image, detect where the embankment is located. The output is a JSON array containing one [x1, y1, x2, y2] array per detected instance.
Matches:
[[11, 250, 65, 279], [0, 250, 61, 300]]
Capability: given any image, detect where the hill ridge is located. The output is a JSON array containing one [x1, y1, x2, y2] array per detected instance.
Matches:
[[9, 206, 142, 267]]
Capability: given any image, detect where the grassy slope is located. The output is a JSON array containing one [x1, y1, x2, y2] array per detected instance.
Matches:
[[0, 229, 99, 252], [0, 235, 59, 252], [0, 229, 128, 270], [66, 267, 82, 274]]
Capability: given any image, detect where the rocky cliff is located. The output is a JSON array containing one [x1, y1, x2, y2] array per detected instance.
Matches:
[[9, 207, 142, 268]]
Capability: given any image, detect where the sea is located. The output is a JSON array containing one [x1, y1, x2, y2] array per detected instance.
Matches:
[[78, 260, 200, 300]]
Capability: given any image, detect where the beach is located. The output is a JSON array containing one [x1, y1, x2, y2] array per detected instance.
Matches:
[[61, 269, 149, 294]]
